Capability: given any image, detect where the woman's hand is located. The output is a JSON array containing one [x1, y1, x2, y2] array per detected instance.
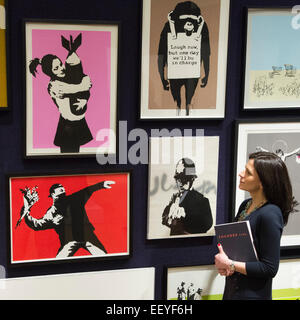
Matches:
[[215, 243, 234, 277], [48, 76, 92, 99]]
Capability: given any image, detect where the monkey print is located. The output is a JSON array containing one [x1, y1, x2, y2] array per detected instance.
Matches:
[[158, 1, 210, 116]]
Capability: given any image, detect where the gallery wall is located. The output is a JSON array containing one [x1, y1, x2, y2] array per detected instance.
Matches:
[[1, 0, 300, 300]]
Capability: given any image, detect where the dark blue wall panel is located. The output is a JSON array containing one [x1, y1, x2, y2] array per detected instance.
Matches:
[[1, 0, 300, 299]]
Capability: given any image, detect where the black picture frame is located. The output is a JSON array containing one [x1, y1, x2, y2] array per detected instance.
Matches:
[[23, 19, 121, 158], [6, 169, 131, 267]]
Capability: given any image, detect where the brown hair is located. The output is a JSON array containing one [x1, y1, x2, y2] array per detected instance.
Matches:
[[249, 151, 298, 225]]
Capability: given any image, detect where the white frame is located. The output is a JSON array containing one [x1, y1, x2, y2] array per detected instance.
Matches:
[[147, 135, 219, 239]]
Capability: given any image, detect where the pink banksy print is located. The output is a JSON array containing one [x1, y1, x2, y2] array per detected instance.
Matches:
[[29, 28, 112, 153]]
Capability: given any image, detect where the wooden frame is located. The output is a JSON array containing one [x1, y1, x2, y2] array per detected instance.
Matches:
[[140, 0, 230, 119], [24, 19, 120, 158], [233, 119, 300, 249], [7, 170, 131, 267]]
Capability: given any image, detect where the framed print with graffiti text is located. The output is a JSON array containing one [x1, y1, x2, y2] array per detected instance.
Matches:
[[24, 20, 120, 158], [147, 135, 219, 239], [233, 120, 300, 249], [0, 0, 8, 109], [243, 8, 300, 110], [7, 171, 130, 267], [140, 0, 230, 119]]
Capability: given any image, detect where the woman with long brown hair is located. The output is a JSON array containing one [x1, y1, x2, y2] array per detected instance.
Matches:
[[215, 151, 298, 300]]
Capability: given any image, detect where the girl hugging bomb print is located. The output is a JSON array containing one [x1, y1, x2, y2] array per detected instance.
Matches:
[[25, 22, 118, 157], [29, 34, 93, 153]]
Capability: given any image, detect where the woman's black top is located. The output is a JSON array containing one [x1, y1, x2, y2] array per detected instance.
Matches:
[[223, 199, 283, 300]]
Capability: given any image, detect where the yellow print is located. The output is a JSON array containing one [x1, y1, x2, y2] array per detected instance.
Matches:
[[0, 2, 7, 108]]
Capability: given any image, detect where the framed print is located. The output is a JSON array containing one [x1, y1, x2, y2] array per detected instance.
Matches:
[[233, 120, 300, 249], [147, 136, 219, 239], [165, 260, 300, 300], [165, 264, 225, 300], [24, 20, 120, 158], [0, 267, 155, 300], [7, 171, 130, 266], [272, 259, 300, 300], [140, 0, 230, 119], [244, 8, 300, 110], [0, 0, 8, 109]]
